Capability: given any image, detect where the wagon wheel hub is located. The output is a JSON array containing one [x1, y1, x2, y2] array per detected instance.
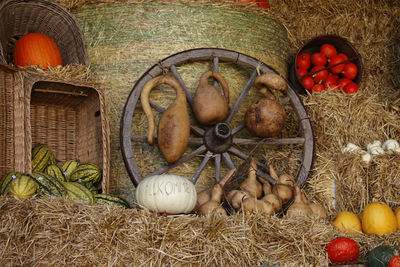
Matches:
[[203, 122, 232, 154]]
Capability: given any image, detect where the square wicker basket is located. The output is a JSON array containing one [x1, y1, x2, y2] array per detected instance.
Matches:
[[0, 63, 110, 194]]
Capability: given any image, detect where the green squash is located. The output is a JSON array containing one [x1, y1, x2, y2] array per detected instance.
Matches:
[[368, 245, 399, 267]]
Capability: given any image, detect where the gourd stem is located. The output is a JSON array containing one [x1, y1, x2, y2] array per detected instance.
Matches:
[[170, 65, 193, 106]]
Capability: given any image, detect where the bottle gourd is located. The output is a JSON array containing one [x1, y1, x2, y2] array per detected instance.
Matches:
[[141, 75, 190, 163], [193, 71, 230, 125]]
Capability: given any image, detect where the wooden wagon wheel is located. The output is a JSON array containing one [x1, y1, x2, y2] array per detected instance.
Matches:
[[120, 48, 314, 188]]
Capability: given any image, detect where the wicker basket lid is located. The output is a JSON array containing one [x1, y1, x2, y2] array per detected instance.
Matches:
[[0, 0, 88, 66]]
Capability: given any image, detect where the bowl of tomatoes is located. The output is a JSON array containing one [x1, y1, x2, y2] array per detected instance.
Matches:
[[289, 35, 362, 94]]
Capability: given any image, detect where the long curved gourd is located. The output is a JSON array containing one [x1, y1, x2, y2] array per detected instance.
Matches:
[[140, 75, 190, 163], [193, 71, 230, 125]]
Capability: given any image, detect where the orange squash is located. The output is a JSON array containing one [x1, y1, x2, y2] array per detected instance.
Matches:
[[13, 33, 63, 69], [361, 202, 398, 235], [396, 206, 400, 230]]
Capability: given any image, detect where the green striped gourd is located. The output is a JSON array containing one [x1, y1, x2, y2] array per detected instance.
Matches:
[[0, 171, 23, 194], [95, 194, 130, 209], [46, 164, 68, 182], [31, 144, 56, 172], [63, 182, 95, 204], [70, 162, 102, 185], [83, 181, 98, 195], [8, 175, 38, 199], [30, 172, 66, 197], [61, 160, 80, 180]]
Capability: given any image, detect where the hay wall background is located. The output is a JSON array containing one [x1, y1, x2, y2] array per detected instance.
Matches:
[[1, 1, 399, 266], [63, 0, 290, 202]]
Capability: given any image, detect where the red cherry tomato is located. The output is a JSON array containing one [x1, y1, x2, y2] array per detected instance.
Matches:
[[310, 65, 328, 83], [337, 53, 349, 61], [343, 82, 359, 94], [296, 52, 311, 70], [343, 62, 358, 80], [329, 54, 347, 74], [328, 73, 339, 80], [320, 43, 337, 58], [311, 52, 327, 66], [388, 254, 400, 267], [311, 83, 325, 93], [337, 78, 352, 90], [324, 75, 338, 90], [297, 68, 308, 77], [301, 76, 314, 90], [326, 237, 359, 263]]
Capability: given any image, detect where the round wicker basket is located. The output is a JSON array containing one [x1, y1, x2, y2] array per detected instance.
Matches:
[[0, 0, 88, 66]]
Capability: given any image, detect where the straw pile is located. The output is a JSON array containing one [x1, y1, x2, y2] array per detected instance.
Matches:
[[1, 0, 400, 266]]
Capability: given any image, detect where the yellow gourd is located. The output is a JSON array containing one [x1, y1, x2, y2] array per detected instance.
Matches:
[[396, 206, 400, 230], [361, 202, 398, 235], [331, 211, 362, 234]]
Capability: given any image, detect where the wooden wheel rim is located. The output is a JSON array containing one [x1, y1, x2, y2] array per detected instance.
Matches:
[[120, 48, 315, 187]]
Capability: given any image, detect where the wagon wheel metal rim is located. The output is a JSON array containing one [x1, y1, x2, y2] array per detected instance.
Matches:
[[120, 48, 315, 188]]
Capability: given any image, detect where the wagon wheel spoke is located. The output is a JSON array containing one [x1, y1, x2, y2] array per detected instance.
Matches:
[[227, 146, 270, 173], [231, 122, 246, 135], [213, 56, 219, 88], [170, 64, 193, 106], [214, 154, 221, 182], [256, 169, 276, 185], [191, 151, 213, 184], [191, 125, 205, 136], [144, 145, 207, 178], [188, 138, 204, 145], [131, 136, 205, 146], [222, 152, 235, 169], [149, 100, 165, 113], [226, 69, 258, 123], [232, 137, 305, 145]]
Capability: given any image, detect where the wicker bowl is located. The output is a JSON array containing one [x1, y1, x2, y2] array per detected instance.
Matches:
[[0, 0, 88, 66], [289, 35, 363, 95]]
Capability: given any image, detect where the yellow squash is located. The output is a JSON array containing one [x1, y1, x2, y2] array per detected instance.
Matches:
[[361, 202, 398, 235]]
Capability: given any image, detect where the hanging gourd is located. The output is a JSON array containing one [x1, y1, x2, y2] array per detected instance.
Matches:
[[193, 71, 230, 125], [141, 75, 190, 163], [245, 73, 287, 138], [13, 33, 63, 69]]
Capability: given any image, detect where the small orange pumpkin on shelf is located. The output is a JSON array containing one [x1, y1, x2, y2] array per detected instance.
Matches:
[[13, 33, 63, 69]]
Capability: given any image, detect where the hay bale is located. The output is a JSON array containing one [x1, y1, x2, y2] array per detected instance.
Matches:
[[0, 196, 399, 266]]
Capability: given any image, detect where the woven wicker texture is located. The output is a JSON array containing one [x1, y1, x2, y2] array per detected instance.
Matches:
[[0, 63, 110, 194], [71, 2, 290, 200], [0, 65, 25, 178], [0, 0, 88, 66]]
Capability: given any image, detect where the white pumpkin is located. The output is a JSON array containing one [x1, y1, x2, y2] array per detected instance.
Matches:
[[135, 174, 197, 214]]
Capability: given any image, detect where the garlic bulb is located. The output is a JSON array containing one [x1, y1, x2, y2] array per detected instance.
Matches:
[[341, 143, 362, 154], [367, 140, 382, 151], [382, 139, 400, 153], [361, 151, 372, 163], [369, 146, 385, 155]]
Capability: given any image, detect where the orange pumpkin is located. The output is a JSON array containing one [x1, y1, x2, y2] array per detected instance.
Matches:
[[13, 33, 63, 69]]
